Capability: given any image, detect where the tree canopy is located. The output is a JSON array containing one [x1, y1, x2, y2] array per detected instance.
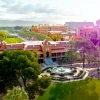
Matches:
[[52, 34, 60, 41], [0, 50, 41, 89], [0, 27, 14, 33], [75, 39, 99, 57], [0, 50, 51, 99], [25, 75, 51, 99], [3, 87, 29, 100], [0, 30, 7, 41], [65, 50, 81, 64], [18, 28, 52, 41]]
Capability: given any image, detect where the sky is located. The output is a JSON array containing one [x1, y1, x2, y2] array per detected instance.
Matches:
[[0, 0, 100, 24]]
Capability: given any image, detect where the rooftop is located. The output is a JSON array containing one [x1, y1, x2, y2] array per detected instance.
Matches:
[[22, 41, 42, 45], [22, 40, 61, 45]]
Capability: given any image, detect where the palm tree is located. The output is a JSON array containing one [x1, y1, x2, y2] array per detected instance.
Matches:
[[3, 87, 29, 100]]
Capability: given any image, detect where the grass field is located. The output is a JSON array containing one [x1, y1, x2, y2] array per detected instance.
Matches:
[[5, 38, 24, 43], [37, 78, 100, 100]]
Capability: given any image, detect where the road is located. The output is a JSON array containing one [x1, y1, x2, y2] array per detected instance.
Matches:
[[14, 33, 28, 42]]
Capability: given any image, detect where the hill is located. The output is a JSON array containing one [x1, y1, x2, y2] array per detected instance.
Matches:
[[0, 20, 57, 26]]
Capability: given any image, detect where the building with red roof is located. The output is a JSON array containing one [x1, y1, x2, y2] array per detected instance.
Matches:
[[0, 40, 67, 64]]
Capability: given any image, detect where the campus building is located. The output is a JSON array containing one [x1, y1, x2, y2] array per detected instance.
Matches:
[[31, 24, 67, 35], [65, 22, 94, 31], [0, 40, 67, 65], [65, 21, 100, 42]]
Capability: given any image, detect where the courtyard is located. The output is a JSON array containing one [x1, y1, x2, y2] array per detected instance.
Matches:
[[41, 65, 88, 82]]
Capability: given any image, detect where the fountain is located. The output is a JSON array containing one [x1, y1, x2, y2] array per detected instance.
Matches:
[[52, 67, 72, 74], [42, 66, 88, 82]]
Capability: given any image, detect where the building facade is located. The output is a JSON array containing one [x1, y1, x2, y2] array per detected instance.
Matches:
[[0, 40, 67, 63], [66, 21, 100, 42], [31, 24, 67, 35]]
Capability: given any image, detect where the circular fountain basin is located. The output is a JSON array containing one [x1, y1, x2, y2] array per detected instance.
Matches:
[[52, 67, 72, 74]]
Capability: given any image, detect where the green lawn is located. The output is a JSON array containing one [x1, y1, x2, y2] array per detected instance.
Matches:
[[37, 78, 100, 100], [5, 38, 24, 43]]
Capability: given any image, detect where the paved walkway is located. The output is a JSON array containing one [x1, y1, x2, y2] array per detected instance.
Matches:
[[15, 33, 28, 41], [63, 63, 100, 79]]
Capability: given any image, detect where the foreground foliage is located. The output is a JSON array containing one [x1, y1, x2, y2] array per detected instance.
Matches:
[[26, 76, 51, 99], [0, 50, 51, 99], [3, 87, 29, 100], [0, 50, 41, 88]]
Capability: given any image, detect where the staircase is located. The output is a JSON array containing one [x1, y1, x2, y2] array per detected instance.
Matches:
[[45, 57, 58, 67]]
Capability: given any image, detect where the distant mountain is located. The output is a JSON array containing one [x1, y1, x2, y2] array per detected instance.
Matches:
[[0, 20, 57, 26]]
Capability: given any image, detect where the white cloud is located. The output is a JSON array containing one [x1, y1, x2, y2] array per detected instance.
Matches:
[[1, 3, 57, 14], [0, 1, 83, 23], [1, 0, 15, 4]]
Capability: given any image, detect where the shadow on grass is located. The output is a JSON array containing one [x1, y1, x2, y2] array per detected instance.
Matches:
[[48, 78, 99, 100]]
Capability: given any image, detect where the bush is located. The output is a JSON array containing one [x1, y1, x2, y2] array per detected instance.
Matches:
[[3, 87, 29, 100]]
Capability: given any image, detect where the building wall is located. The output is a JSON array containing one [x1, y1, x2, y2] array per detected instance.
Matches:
[[76, 26, 93, 38], [31, 28, 38, 33], [96, 19, 100, 26], [0, 40, 67, 63], [38, 25, 48, 35], [38, 24, 67, 34]]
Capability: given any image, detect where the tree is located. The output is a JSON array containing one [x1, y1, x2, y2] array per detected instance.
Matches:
[[75, 39, 99, 68], [86, 54, 96, 64], [52, 34, 60, 41], [0, 30, 7, 41], [0, 50, 51, 99], [0, 27, 15, 33], [75, 39, 98, 56], [3, 87, 29, 100], [38, 75, 51, 89], [18, 29, 51, 41], [25, 75, 51, 99], [90, 30, 98, 45], [65, 40, 79, 64], [0, 50, 41, 89], [65, 50, 81, 64]]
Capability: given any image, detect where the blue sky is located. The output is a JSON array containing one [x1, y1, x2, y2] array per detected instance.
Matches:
[[0, 0, 100, 23]]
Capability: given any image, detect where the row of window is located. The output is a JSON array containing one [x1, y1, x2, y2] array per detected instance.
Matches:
[[40, 52, 65, 57]]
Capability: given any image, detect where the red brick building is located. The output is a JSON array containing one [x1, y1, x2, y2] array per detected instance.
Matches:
[[0, 40, 67, 63], [31, 24, 67, 35]]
